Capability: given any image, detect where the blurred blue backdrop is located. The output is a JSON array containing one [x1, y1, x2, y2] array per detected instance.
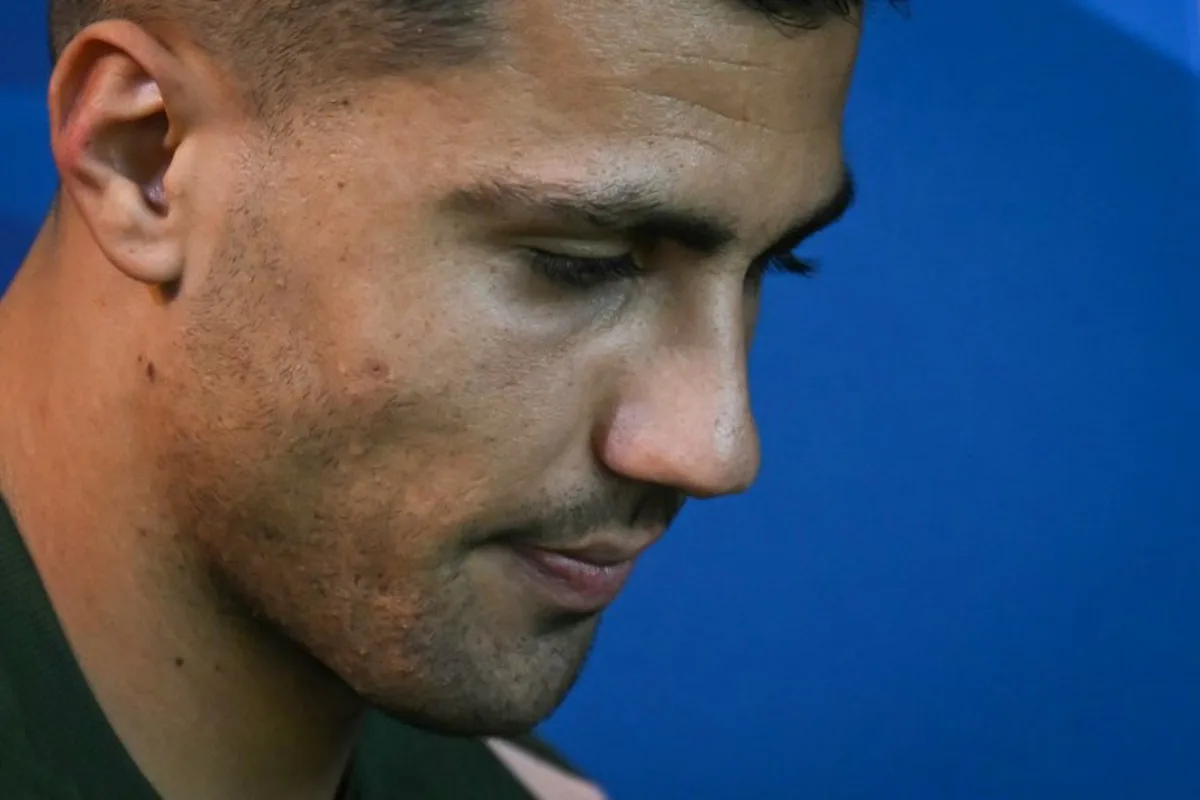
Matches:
[[3, 2, 1198, 798]]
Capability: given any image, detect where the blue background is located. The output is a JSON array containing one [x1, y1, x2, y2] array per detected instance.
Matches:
[[3, 2, 1198, 798]]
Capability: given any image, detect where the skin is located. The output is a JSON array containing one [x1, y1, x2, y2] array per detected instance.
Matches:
[[0, 0, 860, 798]]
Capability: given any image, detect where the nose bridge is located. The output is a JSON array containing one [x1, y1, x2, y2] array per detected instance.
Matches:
[[600, 302, 762, 499]]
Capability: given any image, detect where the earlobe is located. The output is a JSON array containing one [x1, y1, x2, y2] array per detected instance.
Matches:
[[49, 22, 187, 289]]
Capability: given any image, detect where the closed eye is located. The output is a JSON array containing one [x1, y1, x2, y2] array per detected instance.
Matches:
[[529, 247, 817, 292], [526, 249, 646, 290]]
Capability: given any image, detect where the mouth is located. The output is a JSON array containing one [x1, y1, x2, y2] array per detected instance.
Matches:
[[499, 534, 660, 614]]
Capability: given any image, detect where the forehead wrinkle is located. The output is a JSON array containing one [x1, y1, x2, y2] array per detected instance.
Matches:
[[614, 82, 801, 135], [547, 69, 815, 139], [559, 46, 852, 136], [637, 56, 851, 134], [626, 47, 792, 75]]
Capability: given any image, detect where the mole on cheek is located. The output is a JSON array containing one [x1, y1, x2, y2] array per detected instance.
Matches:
[[344, 358, 391, 395], [137, 355, 158, 382]]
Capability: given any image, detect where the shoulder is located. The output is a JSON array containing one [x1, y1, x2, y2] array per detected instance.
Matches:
[[352, 711, 606, 800]]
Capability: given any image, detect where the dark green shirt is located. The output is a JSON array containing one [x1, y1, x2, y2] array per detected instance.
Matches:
[[0, 498, 584, 799]]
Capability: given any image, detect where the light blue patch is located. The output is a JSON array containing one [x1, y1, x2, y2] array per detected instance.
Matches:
[[1070, 0, 1199, 75]]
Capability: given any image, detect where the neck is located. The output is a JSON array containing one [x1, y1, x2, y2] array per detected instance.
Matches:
[[0, 220, 364, 800]]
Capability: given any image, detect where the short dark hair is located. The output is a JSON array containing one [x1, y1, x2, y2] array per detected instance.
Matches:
[[48, 0, 869, 115]]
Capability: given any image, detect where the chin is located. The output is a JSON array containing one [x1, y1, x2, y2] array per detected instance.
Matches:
[[356, 648, 591, 738], [326, 595, 601, 736]]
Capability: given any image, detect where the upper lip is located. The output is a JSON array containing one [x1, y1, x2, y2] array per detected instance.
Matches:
[[510, 533, 663, 567]]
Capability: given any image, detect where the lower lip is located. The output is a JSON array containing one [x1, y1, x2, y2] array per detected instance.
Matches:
[[506, 545, 636, 613]]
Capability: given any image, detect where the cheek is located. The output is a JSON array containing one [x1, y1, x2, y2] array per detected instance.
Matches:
[[191, 171, 603, 523], [278, 243, 596, 480], [330, 326, 594, 500]]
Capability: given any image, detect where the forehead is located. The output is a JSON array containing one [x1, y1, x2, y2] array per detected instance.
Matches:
[[504, 0, 860, 136], [507, 0, 859, 229], [299, 0, 860, 244]]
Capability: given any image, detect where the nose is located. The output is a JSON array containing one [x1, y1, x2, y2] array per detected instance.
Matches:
[[597, 337, 761, 500]]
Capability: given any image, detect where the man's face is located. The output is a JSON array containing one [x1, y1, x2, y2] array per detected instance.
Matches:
[[158, 0, 859, 733]]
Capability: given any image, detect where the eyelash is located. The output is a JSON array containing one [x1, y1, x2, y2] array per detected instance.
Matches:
[[753, 251, 820, 281], [527, 250, 646, 289], [527, 249, 818, 290]]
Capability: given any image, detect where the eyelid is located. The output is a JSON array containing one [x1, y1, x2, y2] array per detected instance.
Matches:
[[515, 236, 633, 258], [525, 248, 645, 290]]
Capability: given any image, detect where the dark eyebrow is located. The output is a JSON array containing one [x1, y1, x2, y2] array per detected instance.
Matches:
[[444, 178, 738, 254], [443, 168, 856, 259], [757, 170, 856, 263]]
